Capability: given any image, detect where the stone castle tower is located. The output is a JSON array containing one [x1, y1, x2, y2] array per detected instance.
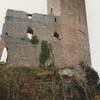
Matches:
[[47, 0, 91, 68], [0, 0, 91, 68]]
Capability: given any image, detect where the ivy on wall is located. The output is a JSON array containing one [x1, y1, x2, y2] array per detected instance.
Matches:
[[30, 35, 39, 45], [39, 40, 51, 67]]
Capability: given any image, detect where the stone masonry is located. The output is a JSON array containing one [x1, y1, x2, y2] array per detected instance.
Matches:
[[0, 0, 91, 68]]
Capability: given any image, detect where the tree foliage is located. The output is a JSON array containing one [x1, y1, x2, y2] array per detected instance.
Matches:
[[39, 41, 51, 67], [79, 61, 99, 86], [30, 35, 39, 44]]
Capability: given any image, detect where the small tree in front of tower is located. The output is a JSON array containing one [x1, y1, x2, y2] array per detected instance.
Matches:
[[39, 41, 51, 67], [79, 61, 99, 100]]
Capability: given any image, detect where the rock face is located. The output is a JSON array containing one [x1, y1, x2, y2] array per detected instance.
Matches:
[[1, 0, 91, 68]]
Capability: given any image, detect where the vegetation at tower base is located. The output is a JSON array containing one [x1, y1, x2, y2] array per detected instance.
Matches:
[[39, 40, 51, 67], [96, 83, 100, 91], [30, 35, 39, 45], [79, 61, 99, 100], [95, 83, 100, 100], [0, 65, 99, 100], [79, 61, 99, 87]]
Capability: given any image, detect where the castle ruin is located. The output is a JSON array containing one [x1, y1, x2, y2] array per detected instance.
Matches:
[[0, 0, 91, 69]]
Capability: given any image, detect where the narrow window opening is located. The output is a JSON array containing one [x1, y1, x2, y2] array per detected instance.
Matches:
[[51, 8, 53, 14], [5, 32, 8, 35], [53, 31, 59, 39], [54, 18, 57, 22]]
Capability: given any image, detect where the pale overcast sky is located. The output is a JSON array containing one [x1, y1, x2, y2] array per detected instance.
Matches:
[[0, 0, 100, 76]]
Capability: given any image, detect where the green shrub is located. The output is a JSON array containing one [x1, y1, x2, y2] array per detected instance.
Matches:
[[30, 35, 39, 44], [39, 41, 51, 67], [79, 61, 99, 86], [0, 67, 34, 99], [86, 66, 99, 86], [70, 80, 87, 100], [96, 83, 100, 92], [79, 61, 87, 70]]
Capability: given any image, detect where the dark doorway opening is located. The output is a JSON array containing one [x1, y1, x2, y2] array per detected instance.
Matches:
[[51, 8, 53, 14]]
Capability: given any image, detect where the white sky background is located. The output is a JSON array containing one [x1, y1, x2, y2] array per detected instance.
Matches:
[[0, 0, 100, 76], [85, 0, 100, 76]]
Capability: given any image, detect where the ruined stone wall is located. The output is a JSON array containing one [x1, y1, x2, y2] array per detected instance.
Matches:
[[1, 0, 91, 68], [2, 9, 61, 67]]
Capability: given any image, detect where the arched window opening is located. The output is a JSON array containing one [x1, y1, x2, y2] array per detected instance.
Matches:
[[27, 27, 33, 34], [28, 14, 32, 19], [53, 31, 59, 39], [27, 27, 34, 40], [0, 47, 8, 64]]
